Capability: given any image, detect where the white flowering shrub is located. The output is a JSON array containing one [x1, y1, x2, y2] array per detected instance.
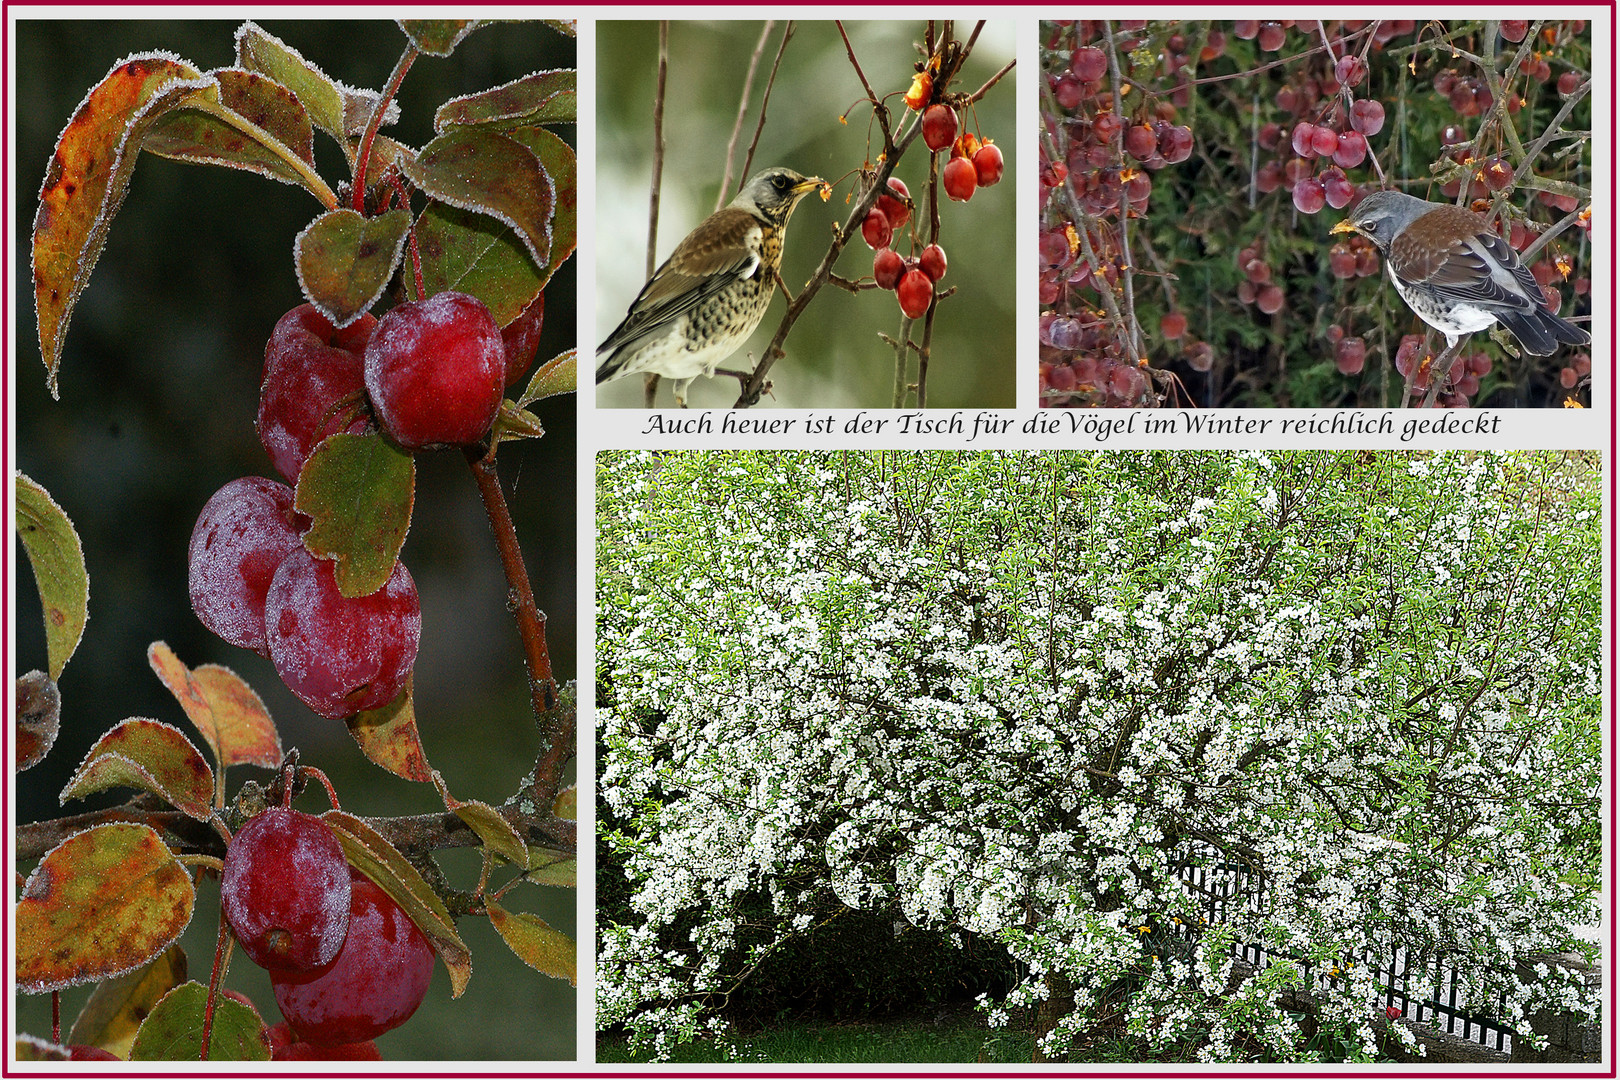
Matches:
[[597, 450, 1601, 1062]]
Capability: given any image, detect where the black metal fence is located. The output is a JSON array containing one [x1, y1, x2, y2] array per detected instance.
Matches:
[[1168, 844, 1518, 1052]]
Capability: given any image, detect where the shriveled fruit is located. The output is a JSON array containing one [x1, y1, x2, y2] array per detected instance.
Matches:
[[189, 477, 308, 656], [264, 547, 420, 719], [222, 807, 351, 973], [257, 305, 376, 485], [364, 291, 505, 450], [271, 870, 435, 1045]]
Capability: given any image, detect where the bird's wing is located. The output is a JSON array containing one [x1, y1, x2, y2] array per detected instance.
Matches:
[[597, 208, 765, 358], [1393, 206, 1539, 313]]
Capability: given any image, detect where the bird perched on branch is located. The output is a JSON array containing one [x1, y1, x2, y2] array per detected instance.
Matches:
[[596, 166, 825, 407], [1330, 190, 1588, 356]]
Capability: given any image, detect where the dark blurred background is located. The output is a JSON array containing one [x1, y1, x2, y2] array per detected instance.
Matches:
[[14, 19, 576, 1059], [596, 20, 1017, 409]]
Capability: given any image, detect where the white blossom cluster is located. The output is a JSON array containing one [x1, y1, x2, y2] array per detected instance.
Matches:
[[596, 451, 1602, 1061]]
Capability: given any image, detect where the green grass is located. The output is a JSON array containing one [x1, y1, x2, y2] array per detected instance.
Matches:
[[598, 1014, 1038, 1064]]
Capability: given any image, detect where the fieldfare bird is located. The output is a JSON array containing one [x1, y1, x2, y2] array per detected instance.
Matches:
[[597, 166, 825, 406], [1331, 190, 1588, 356]]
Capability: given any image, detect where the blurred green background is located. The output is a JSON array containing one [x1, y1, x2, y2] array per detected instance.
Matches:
[[596, 20, 1017, 409], [13, 19, 576, 1060]]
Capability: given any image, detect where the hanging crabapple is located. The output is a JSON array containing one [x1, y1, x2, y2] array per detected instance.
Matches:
[[189, 477, 308, 656], [942, 155, 977, 202], [897, 268, 933, 318], [257, 305, 376, 485], [271, 869, 436, 1045], [364, 291, 505, 451], [222, 807, 351, 972], [264, 547, 421, 719]]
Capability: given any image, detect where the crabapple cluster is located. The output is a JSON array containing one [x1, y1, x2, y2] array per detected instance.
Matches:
[[220, 809, 433, 1054], [861, 85, 1001, 321], [1039, 21, 1202, 406], [190, 290, 521, 719]]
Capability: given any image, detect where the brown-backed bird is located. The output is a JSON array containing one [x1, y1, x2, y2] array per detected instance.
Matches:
[[597, 167, 824, 406], [1331, 190, 1587, 355]]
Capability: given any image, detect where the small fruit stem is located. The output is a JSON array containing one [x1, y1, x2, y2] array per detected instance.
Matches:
[[464, 447, 565, 801], [198, 916, 234, 1060], [352, 45, 420, 214], [51, 991, 60, 1042]]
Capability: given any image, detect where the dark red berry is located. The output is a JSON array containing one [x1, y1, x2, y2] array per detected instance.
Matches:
[[258, 305, 376, 485], [189, 477, 308, 656], [873, 248, 904, 290], [222, 807, 351, 973], [922, 104, 959, 152], [271, 870, 435, 1045], [918, 244, 948, 283], [861, 208, 893, 250], [897, 269, 933, 319], [363, 291, 504, 451], [942, 156, 977, 202]]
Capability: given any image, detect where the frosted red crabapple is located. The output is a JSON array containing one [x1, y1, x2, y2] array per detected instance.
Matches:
[[499, 292, 546, 386], [188, 477, 308, 656], [363, 291, 505, 450], [264, 546, 420, 720], [258, 305, 376, 485], [222, 807, 351, 972], [271, 869, 436, 1045]]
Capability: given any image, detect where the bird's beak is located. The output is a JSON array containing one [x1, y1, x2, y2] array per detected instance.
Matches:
[[1330, 219, 1359, 235], [794, 176, 827, 200]]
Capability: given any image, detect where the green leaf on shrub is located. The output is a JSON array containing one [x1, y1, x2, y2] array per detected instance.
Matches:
[[523, 848, 576, 889], [33, 54, 216, 397], [520, 348, 577, 405], [552, 784, 577, 820], [17, 823, 195, 994], [401, 127, 552, 269], [435, 69, 576, 131], [147, 642, 282, 773], [60, 718, 214, 821], [323, 811, 473, 997], [143, 68, 335, 207], [505, 125, 577, 273], [68, 945, 187, 1060], [345, 676, 434, 782], [14, 1036, 73, 1061], [294, 432, 415, 598], [129, 982, 268, 1061], [492, 399, 546, 446], [397, 19, 486, 57], [234, 21, 345, 141], [542, 19, 577, 38], [294, 206, 410, 329], [439, 787, 529, 868], [486, 899, 575, 985], [15, 473, 88, 680], [412, 200, 540, 324]]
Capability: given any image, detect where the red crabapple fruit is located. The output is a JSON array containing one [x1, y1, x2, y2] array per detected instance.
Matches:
[[875, 177, 912, 230], [189, 477, 308, 656], [942, 156, 977, 202], [222, 807, 351, 973], [363, 291, 505, 450], [499, 292, 545, 386], [861, 208, 893, 250], [919, 244, 948, 282], [257, 305, 376, 485], [874, 248, 904, 290], [922, 104, 959, 151], [972, 142, 1004, 187], [897, 268, 933, 319], [271, 869, 436, 1045], [264, 547, 420, 719]]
